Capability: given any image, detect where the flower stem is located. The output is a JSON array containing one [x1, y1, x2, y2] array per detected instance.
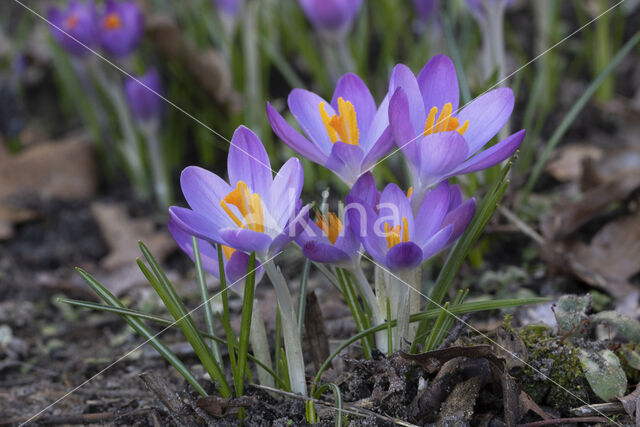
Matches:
[[350, 261, 388, 354], [262, 259, 307, 396], [139, 120, 171, 208], [250, 303, 275, 389]]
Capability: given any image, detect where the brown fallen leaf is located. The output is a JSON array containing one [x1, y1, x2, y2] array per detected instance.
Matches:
[[545, 144, 603, 183], [90, 202, 175, 295]]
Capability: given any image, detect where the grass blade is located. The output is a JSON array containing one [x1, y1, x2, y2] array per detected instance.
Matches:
[[74, 268, 208, 396], [236, 252, 257, 399]]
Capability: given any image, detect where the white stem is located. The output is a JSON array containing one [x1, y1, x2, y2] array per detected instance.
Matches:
[[250, 302, 275, 388], [262, 259, 307, 396], [386, 269, 416, 351], [407, 268, 422, 340], [350, 261, 387, 354]]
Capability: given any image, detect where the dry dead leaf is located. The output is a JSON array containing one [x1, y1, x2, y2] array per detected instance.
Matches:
[[545, 144, 604, 183]]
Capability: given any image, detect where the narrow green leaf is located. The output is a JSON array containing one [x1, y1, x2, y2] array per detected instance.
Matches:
[[424, 302, 450, 352], [315, 383, 344, 427], [217, 245, 238, 381], [74, 268, 208, 396], [236, 252, 256, 398]]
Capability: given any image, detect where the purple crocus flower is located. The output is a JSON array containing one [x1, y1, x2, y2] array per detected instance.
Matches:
[[169, 126, 308, 259], [213, 0, 243, 17], [125, 69, 162, 122], [295, 208, 360, 266], [413, 0, 438, 22], [346, 173, 475, 272], [98, 0, 144, 57], [388, 54, 525, 208], [267, 73, 393, 187], [48, 0, 98, 56], [298, 0, 363, 32], [169, 220, 264, 285]]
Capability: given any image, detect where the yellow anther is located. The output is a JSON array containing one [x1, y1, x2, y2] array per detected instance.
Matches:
[[384, 217, 410, 249], [423, 103, 469, 137], [406, 187, 413, 198], [222, 245, 235, 261], [65, 14, 79, 30], [220, 181, 265, 233], [402, 217, 409, 243], [315, 212, 343, 245], [319, 97, 359, 146], [103, 13, 122, 30]]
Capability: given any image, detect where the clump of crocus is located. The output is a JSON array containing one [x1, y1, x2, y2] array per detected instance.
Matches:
[[48, 0, 98, 56], [124, 68, 162, 122], [98, 0, 144, 57], [388, 55, 525, 210], [267, 73, 393, 187], [298, 0, 363, 33]]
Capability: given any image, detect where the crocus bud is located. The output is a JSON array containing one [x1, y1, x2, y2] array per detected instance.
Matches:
[[412, 0, 438, 22], [124, 69, 162, 122], [48, 0, 98, 56], [298, 0, 363, 33], [98, 0, 144, 57]]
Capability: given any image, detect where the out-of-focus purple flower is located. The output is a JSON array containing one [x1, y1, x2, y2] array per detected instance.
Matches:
[[413, 0, 438, 22], [98, 0, 144, 57], [298, 0, 363, 32], [466, 0, 514, 20], [388, 54, 525, 207], [267, 73, 393, 187], [346, 173, 475, 272], [169, 126, 308, 259], [296, 208, 360, 266], [48, 0, 98, 56], [169, 220, 264, 285], [125, 69, 162, 122], [213, 0, 243, 17]]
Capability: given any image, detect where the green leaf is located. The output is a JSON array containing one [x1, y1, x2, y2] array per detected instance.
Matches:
[[74, 268, 208, 397], [236, 252, 257, 398], [315, 383, 344, 427], [578, 348, 627, 401]]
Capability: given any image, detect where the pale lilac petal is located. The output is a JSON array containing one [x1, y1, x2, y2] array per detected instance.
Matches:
[[441, 198, 476, 244], [378, 183, 414, 240], [448, 184, 463, 210], [270, 204, 311, 254], [457, 88, 514, 154], [417, 54, 459, 112], [288, 88, 334, 154], [418, 131, 469, 183], [267, 102, 328, 165], [180, 166, 233, 227], [452, 129, 525, 175], [331, 73, 376, 143], [168, 220, 220, 278], [389, 64, 426, 135], [346, 172, 379, 209], [361, 127, 393, 171], [169, 206, 224, 243], [389, 88, 420, 165], [270, 158, 304, 228], [227, 126, 273, 196], [386, 241, 423, 272], [420, 224, 453, 260], [220, 227, 272, 253], [365, 93, 390, 150], [324, 142, 365, 186], [414, 181, 451, 246], [303, 241, 351, 264], [226, 251, 264, 285]]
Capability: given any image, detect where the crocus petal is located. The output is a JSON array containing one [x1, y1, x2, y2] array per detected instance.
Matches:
[[389, 88, 420, 165], [441, 198, 476, 244], [227, 126, 273, 196], [303, 241, 351, 264], [169, 206, 224, 243], [378, 183, 414, 238], [270, 203, 312, 254], [385, 241, 423, 272], [420, 224, 453, 260], [361, 127, 394, 171], [389, 64, 426, 135], [99, 0, 144, 57], [365, 93, 390, 150], [296, 218, 332, 248], [457, 87, 514, 155], [418, 131, 469, 183], [226, 251, 264, 285], [288, 88, 334, 154], [267, 102, 328, 165], [414, 181, 451, 246], [331, 73, 376, 146], [324, 142, 365, 186], [448, 184, 463, 210], [347, 172, 379, 209], [220, 227, 273, 254], [417, 54, 460, 113], [452, 128, 525, 175], [168, 220, 220, 278], [270, 158, 304, 228], [180, 166, 233, 225]]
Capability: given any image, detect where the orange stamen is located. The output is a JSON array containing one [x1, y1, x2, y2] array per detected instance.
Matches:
[[103, 13, 122, 30], [319, 97, 360, 145], [220, 181, 265, 233], [423, 102, 469, 137], [315, 212, 343, 245]]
